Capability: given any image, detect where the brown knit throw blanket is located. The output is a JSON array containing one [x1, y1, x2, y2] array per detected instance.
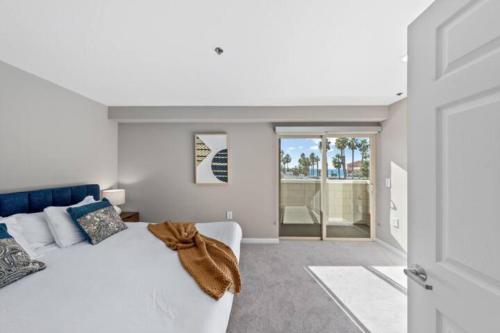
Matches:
[[148, 222, 241, 300]]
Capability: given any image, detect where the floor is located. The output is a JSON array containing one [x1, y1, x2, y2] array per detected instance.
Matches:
[[326, 224, 370, 238], [227, 240, 406, 333], [280, 206, 370, 238], [308, 265, 407, 332]]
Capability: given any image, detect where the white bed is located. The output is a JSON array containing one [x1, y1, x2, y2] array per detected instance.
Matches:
[[1, 221, 242, 333]]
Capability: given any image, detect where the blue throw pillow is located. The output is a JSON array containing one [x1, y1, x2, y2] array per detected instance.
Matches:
[[0, 223, 46, 289], [0, 223, 10, 238], [67, 199, 127, 245]]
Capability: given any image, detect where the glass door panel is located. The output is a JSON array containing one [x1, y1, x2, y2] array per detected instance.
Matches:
[[325, 136, 372, 238], [279, 137, 322, 237]]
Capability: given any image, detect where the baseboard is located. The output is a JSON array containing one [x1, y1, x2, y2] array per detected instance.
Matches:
[[374, 238, 407, 259], [242, 238, 280, 244]]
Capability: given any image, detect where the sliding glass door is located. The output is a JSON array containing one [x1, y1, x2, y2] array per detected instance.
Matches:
[[279, 134, 374, 239], [279, 137, 322, 237], [324, 136, 373, 239]]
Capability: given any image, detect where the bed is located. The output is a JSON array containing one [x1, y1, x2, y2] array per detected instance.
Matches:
[[0, 185, 242, 333]]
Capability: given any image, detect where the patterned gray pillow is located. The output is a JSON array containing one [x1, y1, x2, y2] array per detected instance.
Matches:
[[70, 205, 128, 245], [0, 224, 46, 289]]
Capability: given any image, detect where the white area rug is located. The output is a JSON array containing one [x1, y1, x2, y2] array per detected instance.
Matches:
[[308, 266, 407, 333]]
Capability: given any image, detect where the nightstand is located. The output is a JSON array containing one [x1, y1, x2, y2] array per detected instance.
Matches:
[[120, 211, 140, 222]]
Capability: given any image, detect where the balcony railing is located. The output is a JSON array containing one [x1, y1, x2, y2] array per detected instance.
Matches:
[[280, 178, 370, 226]]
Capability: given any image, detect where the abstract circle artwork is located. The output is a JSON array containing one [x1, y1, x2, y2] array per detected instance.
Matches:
[[211, 149, 228, 182]]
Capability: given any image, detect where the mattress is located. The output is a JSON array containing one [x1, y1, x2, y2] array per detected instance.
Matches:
[[0, 221, 242, 333]]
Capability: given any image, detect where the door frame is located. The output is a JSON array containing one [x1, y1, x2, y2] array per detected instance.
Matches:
[[322, 133, 377, 241], [277, 134, 323, 239], [276, 132, 378, 240]]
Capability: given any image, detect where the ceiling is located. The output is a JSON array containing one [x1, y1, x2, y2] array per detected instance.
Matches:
[[0, 1, 433, 106]]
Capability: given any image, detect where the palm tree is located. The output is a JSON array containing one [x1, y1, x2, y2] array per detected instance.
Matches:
[[280, 150, 286, 172], [357, 139, 370, 165], [309, 152, 319, 177], [347, 138, 358, 179], [335, 137, 349, 179], [299, 153, 311, 177], [333, 155, 342, 179], [283, 154, 292, 172], [357, 139, 370, 179], [309, 152, 315, 176]]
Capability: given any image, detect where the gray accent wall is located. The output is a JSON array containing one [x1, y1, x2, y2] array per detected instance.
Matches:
[[118, 123, 278, 239], [0, 61, 117, 192], [376, 99, 408, 252]]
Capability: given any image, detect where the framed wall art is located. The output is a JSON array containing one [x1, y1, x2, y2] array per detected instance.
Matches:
[[194, 133, 228, 184]]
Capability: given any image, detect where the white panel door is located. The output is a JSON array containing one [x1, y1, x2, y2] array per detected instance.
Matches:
[[408, 0, 500, 332]]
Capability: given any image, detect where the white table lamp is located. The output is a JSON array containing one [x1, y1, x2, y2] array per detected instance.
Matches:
[[102, 189, 126, 214]]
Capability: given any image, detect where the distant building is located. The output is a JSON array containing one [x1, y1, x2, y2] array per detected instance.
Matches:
[[346, 160, 363, 172]]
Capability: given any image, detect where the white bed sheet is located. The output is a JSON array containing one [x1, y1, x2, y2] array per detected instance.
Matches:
[[0, 221, 242, 333]]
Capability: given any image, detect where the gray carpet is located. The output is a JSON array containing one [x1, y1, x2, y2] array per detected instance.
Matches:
[[227, 240, 406, 333]]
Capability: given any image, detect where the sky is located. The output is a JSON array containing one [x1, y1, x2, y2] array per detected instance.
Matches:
[[280, 137, 369, 168]]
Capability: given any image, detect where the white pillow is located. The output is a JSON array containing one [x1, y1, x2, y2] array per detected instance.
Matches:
[[0, 215, 38, 259], [44, 196, 96, 248], [13, 212, 55, 250]]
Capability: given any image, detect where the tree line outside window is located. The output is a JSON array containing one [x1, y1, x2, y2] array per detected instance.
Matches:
[[280, 138, 370, 179]]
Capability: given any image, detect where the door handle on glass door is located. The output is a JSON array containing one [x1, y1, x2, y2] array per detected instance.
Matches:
[[404, 265, 433, 290]]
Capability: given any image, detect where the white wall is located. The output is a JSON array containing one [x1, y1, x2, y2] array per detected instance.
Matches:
[[118, 123, 278, 239], [0, 61, 117, 192], [109, 106, 388, 122], [0, 58, 394, 242], [376, 99, 407, 252]]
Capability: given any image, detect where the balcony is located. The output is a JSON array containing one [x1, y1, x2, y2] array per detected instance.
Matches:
[[280, 178, 371, 238]]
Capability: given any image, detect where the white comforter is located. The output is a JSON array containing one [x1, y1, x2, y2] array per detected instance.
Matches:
[[0, 221, 242, 333]]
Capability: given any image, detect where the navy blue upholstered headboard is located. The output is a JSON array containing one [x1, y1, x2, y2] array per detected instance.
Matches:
[[0, 184, 100, 217]]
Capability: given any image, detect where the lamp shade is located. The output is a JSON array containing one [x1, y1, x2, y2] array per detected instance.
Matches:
[[102, 189, 125, 206]]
